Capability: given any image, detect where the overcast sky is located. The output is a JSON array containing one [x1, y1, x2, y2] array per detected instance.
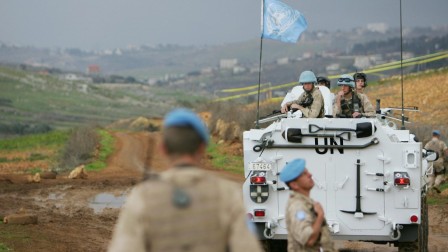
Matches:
[[1, 0, 447, 50]]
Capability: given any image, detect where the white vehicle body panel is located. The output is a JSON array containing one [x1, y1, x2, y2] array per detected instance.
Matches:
[[243, 116, 425, 242]]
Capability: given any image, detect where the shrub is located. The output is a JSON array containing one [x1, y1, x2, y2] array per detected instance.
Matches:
[[57, 126, 99, 171], [85, 129, 115, 171], [203, 100, 278, 141]]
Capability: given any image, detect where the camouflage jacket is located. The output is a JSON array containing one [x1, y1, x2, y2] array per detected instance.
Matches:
[[292, 87, 325, 118], [285, 192, 336, 252], [424, 138, 448, 171], [333, 92, 375, 118]]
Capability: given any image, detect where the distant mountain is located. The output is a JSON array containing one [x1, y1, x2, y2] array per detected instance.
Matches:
[[0, 26, 447, 95], [0, 27, 443, 73]]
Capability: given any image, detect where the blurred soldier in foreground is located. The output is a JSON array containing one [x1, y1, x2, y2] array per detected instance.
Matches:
[[333, 74, 375, 118], [108, 108, 262, 252], [280, 159, 336, 252], [424, 130, 448, 192], [353, 72, 368, 94]]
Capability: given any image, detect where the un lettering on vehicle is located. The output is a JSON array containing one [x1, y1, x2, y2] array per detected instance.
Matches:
[[314, 137, 344, 155]]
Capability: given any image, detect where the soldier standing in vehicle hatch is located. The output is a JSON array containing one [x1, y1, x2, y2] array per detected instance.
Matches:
[[353, 72, 368, 94], [280, 159, 336, 252], [281, 70, 325, 118], [333, 74, 375, 118], [425, 130, 448, 193], [108, 108, 262, 252]]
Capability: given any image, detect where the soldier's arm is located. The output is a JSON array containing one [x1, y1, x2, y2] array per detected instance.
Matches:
[[332, 93, 342, 117], [360, 94, 375, 117], [287, 205, 314, 247], [282, 94, 304, 113], [306, 202, 325, 247], [301, 91, 323, 118], [442, 142, 448, 156], [108, 187, 147, 252]]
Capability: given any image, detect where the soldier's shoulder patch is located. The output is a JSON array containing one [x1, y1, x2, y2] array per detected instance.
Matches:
[[295, 211, 306, 221]]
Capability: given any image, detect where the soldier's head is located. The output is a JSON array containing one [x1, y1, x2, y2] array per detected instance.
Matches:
[[162, 108, 209, 158], [432, 130, 441, 139], [317, 76, 330, 89], [298, 70, 317, 93], [280, 159, 314, 193], [337, 74, 355, 95], [353, 72, 367, 90]]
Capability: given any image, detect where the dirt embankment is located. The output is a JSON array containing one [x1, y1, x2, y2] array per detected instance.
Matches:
[[0, 131, 447, 252]]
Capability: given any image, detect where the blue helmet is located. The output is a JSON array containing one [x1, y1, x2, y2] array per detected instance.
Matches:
[[337, 74, 355, 88], [298, 70, 317, 85]]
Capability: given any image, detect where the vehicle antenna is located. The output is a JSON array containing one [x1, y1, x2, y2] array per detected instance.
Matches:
[[399, 0, 405, 129]]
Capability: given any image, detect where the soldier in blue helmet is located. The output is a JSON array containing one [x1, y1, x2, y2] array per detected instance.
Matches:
[[424, 130, 448, 193], [281, 70, 325, 118], [280, 159, 335, 252], [333, 74, 375, 118], [109, 108, 262, 252]]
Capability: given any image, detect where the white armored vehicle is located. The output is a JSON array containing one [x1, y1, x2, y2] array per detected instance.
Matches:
[[242, 103, 436, 251]]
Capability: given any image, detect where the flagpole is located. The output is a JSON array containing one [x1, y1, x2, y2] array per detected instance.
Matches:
[[255, 0, 265, 129]]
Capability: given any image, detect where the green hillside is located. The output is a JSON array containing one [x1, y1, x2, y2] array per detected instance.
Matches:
[[0, 66, 205, 131]]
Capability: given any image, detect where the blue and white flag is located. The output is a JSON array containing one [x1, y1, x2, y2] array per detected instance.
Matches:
[[261, 0, 308, 43]]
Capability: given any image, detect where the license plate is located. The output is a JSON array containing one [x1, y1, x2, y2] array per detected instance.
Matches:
[[249, 162, 272, 171]]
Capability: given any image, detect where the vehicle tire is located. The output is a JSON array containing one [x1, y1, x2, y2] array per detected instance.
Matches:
[[398, 192, 428, 252], [262, 239, 287, 252], [398, 242, 417, 252], [418, 193, 428, 252]]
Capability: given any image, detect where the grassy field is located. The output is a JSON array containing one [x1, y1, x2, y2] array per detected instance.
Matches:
[[0, 128, 116, 174], [85, 129, 115, 171], [206, 139, 244, 175], [365, 68, 448, 128], [0, 131, 69, 174], [0, 66, 205, 131]]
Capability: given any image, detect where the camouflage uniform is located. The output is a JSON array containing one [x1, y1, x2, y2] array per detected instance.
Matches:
[[291, 87, 325, 118], [333, 92, 375, 118], [285, 192, 336, 252], [424, 138, 448, 187], [108, 166, 262, 252]]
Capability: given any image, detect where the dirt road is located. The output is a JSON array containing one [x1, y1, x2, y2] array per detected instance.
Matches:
[[0, 131, 447, 252]]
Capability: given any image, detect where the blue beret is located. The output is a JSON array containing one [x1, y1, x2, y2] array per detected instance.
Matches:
[[433, 130, 441, 136], [280, 159, 306, 183], [164, 108, 209, 144]]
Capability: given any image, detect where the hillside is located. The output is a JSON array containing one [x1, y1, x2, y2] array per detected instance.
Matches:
[[0, 66, 205, 133], [365, 68, 448, 129]]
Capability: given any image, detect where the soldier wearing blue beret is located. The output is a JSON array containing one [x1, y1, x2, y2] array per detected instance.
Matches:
[[280, 159, 335, 252], [109, 108, 262, 252], [425, 130, 448, 193]]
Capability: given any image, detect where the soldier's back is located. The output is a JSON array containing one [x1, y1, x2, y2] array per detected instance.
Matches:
[[111, 167, 261, 252]]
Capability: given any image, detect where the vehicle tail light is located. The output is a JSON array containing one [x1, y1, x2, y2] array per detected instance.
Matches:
[[254, 209, 265, 217], [251, 176, 266, 184], [410, 215, 418, 223], [394, 172, 410, 186]]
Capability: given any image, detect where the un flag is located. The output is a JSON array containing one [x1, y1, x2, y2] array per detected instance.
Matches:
[[262, 0, 308, 43]]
